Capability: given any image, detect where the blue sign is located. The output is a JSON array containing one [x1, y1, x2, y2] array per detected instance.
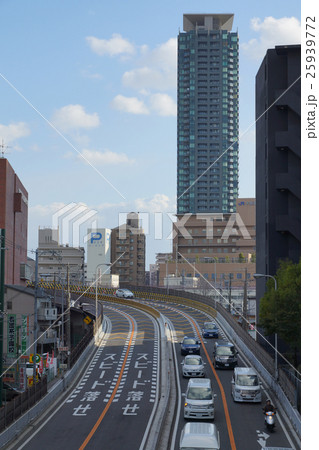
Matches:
[[90, 232, 102, 243]]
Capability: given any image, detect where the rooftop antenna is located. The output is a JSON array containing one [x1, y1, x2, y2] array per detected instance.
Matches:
[[0, 139, 11, 158]]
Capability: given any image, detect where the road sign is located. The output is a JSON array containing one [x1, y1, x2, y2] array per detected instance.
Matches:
[[84, 316, 92, 324], [29, 353, 41, 363]]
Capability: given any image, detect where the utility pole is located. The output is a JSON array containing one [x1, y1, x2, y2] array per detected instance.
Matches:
[[66, 265, 71, 370], [0, 229, 6, 406], [228, 273, 232, 313], [33, 249, 39, 385], [242, 267, 248, 331]]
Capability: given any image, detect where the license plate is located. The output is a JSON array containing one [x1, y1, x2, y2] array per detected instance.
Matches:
[[189, 350, 193, 353], [224, 363, 229, 366]]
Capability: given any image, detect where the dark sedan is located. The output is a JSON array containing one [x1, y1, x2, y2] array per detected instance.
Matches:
[[180, 336, 201, 356], [202, 322, 219, 338]]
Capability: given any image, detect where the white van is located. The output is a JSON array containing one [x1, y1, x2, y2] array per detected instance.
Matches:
[[183, 378, 216, 420], [231, 367, 262, 402], [179, 422, 220, 450]]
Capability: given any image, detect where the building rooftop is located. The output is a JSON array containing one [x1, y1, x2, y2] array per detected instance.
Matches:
[[183, 14, 234, 32]]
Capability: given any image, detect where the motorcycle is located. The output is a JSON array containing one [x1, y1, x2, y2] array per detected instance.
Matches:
[[264, 410, 276, 431]]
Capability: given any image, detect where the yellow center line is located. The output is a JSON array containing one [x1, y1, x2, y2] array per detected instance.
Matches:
[[189, 316, 237, 450], [79, 313, 135, 450]]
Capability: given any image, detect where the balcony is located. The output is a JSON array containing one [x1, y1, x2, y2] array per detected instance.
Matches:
[[38, 308, 57, 321]]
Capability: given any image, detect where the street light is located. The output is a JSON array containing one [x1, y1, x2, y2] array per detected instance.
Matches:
[[95, 263, 111, 335], [253, 273, 278, 380]]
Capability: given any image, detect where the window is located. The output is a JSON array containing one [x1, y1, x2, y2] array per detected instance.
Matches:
[[237, 273, 242, 279]]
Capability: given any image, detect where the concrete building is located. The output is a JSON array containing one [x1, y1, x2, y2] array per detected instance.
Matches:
[[2, 285, 57, 386], [174, 198, 256, 261], [255, 45, 301, 310], [0, 158, 29, 285], [177, 14, 239, 214], [148, 264, 158, 286], [86, 228, 111, 283], [38, 228, 85, 284], [111, 213, 145, 286], [158, 198, 256, 291]]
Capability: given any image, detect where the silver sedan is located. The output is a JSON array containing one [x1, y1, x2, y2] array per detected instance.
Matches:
[[181, 355, 205, 378]]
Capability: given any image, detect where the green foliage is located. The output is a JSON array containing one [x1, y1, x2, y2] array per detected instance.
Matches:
[[238, 252, 245, 263], [259, 260, 301, 351]]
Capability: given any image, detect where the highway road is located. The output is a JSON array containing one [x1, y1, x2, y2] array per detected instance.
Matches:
[[11, 297, 300, 450], [17, 304, 160, 450], [145, 299, 299, 450]]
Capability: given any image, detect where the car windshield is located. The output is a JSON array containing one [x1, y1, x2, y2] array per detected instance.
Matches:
[[204, 323, 217, 330], [187, 387, 212, 400], [216, 346, 235, 356], [185, 357, 202, 365], [237, 375, 258, 386], [184, 338, 197, 345]]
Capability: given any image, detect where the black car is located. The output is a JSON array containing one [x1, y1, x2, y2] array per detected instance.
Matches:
[[180, 336, 201, 356], [212, 341, 238, 369]]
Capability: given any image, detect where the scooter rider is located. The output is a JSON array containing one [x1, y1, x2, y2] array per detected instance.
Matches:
[[263, 399, 276, 414]]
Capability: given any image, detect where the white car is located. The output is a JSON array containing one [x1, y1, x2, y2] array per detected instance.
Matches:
[[181, 355, 205, 378], [115, 289, 134, 299], [179, 422, 220, 450], [231, 367, 262, 402]]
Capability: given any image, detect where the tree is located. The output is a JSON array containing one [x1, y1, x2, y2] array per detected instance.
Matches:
[[259, 260, 301, 365]]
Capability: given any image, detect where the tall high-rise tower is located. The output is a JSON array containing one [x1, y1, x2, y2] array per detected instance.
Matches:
[[177, 14, 239, 214]]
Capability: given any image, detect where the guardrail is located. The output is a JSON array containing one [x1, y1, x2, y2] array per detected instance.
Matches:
[[0, 377, 47, 432]]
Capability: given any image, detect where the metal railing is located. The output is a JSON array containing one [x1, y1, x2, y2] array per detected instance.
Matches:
[[0, 377, 47, 432]]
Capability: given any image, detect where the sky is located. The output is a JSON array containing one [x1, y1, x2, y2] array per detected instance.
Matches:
[[0, 0, 301, 266]]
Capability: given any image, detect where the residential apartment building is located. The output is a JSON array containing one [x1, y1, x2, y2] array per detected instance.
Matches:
[[159, 198, 256, 289], [38, 227, 85, 284], [177, 14, 239, 214], [255, 45, 301, 311], [111, 213, 145, 286], [0, 158, 29, 285], [3, 285, 57, 385]]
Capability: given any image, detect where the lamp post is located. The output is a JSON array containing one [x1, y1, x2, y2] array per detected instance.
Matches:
[[165, 259, 169, 295], [95, 263, 111, 334], [253, 273, 278, 380]]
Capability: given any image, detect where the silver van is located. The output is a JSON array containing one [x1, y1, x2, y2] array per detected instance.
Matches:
[[183, 378, 216, 420], [231, 367, 262, 402], [179, 422, 220, 449]]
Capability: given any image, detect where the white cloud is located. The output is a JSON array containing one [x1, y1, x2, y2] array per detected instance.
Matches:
[[241, 16, 301, 60], [134, 194, 176, 213], [149, 94, 177, 117], [122, 67, 176, 91], [0, 122, 30, 143], [122, 38, 177, 91], [29, 202, 67, 217], [146, 38, 177, 71], [110, 95, 149, 115], [79, 149, 135, 165], [51, 104, 100, 132], [86, 34, 135, 57]]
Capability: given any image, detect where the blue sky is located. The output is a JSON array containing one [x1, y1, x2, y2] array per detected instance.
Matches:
[[0, 0, 301, 266]]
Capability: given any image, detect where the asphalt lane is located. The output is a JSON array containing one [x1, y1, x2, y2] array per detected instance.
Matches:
[[146, 300, 296, 450], [19, 305, 159, 450]]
